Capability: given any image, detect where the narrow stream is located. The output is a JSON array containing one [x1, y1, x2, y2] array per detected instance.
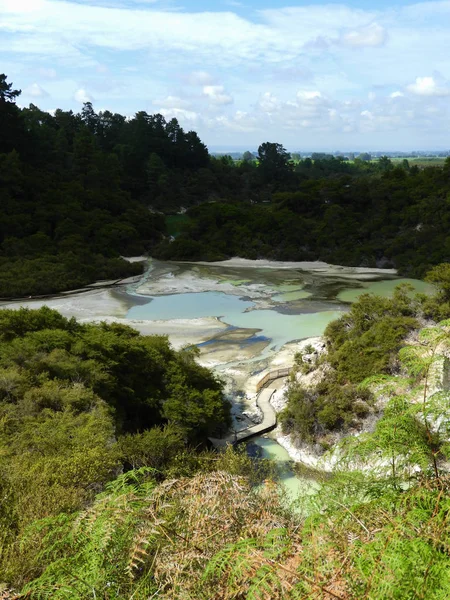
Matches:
[[252, 437, 320, 500]]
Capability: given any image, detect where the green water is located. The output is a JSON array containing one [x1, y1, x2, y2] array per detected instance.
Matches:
[[338, 278, 434, 303], [126, 265, 429, 352], [127, 291, 254, 321], [254, 437, 319, 501], [127, 291, 342, 350], [227, 309, 342, 349], [226, 279, 252, 286], [272, 290, 312, 302]]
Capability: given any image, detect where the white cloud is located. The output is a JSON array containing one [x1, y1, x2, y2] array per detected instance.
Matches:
[[406, 76, 450, 97], [158, 107, 199, 123], [340, 22, 387, 48], [296, 90, 323, 101], [0, 1, 390, 70], [185, 71, 215, 86], [258, 92, 278, 113], [156, 95, 192, 110], [2, 0, 450, 148], [37, 67, 56, 79], [74, 88, 93, 103], [25, 82, 49, 97], [216, 110, 259, 133], [203, 85, 233, 105]]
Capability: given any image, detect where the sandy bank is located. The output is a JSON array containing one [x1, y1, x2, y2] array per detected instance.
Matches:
[[135, 268, 275, 300], [78, 316, 229, 350], [121, 255, 148, 263], [178, 257, 398, 279], [1, 289, 130, 320]]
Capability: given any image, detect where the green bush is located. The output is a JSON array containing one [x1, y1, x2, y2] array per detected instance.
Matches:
[[282, 286, 419, 442]]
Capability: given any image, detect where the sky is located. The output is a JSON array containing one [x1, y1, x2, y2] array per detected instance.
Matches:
[[1, 0, 450, 151]]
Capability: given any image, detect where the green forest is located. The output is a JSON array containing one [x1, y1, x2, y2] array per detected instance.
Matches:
[[2, 74, 450, 298], [159, 157, 450, 276]]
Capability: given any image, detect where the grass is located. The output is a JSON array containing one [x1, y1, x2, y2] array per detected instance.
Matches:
[[389, 157, 447, 167]]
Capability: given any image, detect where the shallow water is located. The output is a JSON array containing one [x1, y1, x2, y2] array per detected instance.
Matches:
[[225, 309, 343, 350], [271, 290, 312, 302], [338, 278, 434, 303], [127, 291, 254, 321], [124, 263, 430, 367], [253, 436, 319, 500], [126, 289, 343, 351]]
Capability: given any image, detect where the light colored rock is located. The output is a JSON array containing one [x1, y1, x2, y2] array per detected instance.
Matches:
[[242, 409, 263, 425], [179, 257, 397, 278], [270, 383, 290, 413], [121, 255, 148, 263]]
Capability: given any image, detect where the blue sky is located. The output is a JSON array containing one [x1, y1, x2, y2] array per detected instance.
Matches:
[[1, 0, 450, 150]]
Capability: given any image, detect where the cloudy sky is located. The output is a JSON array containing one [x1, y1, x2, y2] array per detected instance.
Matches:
[[1, 0, 450, 151]]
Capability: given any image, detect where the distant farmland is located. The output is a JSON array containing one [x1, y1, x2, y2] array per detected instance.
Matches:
[[389, 157, 447, 167]]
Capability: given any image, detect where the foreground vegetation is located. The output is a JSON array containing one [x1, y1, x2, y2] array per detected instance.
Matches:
[[1, 268, 450, 598], [11, 469, 450, 600], [0, 307, 231, 588]]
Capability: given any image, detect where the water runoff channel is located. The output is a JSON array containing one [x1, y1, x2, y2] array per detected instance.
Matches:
[[1, 258, 433, 504]]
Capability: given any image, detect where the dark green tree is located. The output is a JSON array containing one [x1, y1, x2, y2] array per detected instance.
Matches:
[[257, 142, 292, 184], [0, 74, 21, 103]]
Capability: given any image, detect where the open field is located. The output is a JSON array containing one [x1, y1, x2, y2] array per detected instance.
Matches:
[[390, 157, 447, 167]]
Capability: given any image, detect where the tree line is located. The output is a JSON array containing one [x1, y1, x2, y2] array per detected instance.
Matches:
[[159, 150, 450, 277], [0, 74, 210, 296]]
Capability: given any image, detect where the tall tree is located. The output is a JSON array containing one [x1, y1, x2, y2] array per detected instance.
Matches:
[[257, 142, 292, 184], [0, 75, 24, 154], [0, 74, 21, 104]]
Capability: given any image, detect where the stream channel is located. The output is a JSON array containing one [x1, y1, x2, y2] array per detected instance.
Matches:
[[1, 258, 433, 503]]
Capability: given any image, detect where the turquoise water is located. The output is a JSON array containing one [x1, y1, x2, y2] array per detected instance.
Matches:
[[272, 290, 312, 302], [228, 309, 342, 349], [126, 291, 342, 350], [254, 437, 319, 501], [125, 271, 431, 355], [338, 278, 434, 303], [127, 291, 254, 320]]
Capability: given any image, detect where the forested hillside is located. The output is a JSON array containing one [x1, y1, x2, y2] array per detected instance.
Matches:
[[159, 159, 450, 276], [2, 73, 450, 297], [0, 74, 209, 296]]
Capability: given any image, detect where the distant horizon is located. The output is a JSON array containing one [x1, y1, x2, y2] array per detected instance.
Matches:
[[208, 146, 450, 155]]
